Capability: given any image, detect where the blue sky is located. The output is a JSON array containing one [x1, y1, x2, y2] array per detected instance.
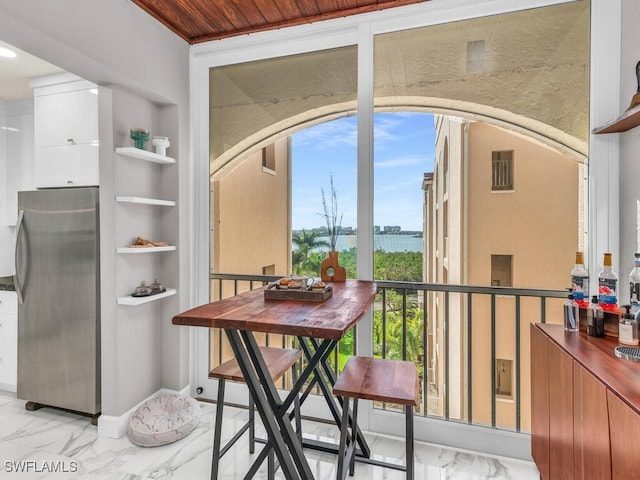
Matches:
[[291, 112, 435, 231]]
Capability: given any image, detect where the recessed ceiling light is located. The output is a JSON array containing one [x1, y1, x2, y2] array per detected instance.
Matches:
[[0, 46, 17, 58]]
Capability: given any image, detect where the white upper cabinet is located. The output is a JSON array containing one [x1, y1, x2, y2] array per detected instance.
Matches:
[[35, 88, 98, 147], [35, 143, 99, 189], [32, 74, 99, 188]]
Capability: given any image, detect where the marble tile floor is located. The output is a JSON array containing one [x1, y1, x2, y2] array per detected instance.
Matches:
[[0, 391, 539, 479]]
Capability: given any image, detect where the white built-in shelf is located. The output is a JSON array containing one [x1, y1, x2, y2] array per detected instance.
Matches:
[[115, 147, 176, 165], [115, 196, 176, 207], [593, 103, 640, 134], [117, 246, 176, 254], [117, 288, 177, 306]]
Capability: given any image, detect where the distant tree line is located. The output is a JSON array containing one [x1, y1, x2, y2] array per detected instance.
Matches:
[[291, 232, 422, 282], [291, 237, 424, 379]]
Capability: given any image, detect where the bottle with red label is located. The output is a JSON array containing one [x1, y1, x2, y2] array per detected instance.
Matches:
[[598, 252, 618, 312], [570, 251, 589, 308], [629, 253, 640, 312]]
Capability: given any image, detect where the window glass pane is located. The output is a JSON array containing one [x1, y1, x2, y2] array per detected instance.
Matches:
[[291, 118, 358, 279], [210, 47, 358, 173], [209, 46, 357, 376], [209, 45, 357, 290], [373, 111, 429, 282], [374, 3, 589, 153], [373, 1, 590, 430]]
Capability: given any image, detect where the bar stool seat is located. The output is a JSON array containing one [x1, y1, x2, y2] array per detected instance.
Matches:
[[209, 346, 302, 480], [333, 356, 419, 480]]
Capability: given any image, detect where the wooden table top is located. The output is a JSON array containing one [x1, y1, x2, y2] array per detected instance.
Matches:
[[172, 279, 377, 340], [536, 323, 640, 415]]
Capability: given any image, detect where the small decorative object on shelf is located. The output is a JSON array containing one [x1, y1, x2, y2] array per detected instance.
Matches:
[[151, 136, 170, 156], [130, 236, 169, 248], [131, 280, 167, 297], [150, 278, 164, 292], [130, 128, 150, 149], [133, 281, 152, 297]]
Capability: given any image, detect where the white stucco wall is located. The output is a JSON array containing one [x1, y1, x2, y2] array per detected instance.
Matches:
[[0, 0, 190, 423], [0, 1, 187, 105]]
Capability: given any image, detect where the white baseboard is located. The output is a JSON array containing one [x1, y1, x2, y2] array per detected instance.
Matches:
[[97, 385, 191, 438], [0, 382, 17, 393]]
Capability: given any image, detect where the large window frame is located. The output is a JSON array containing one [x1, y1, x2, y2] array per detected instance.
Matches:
[[190, 0, 620, 459]]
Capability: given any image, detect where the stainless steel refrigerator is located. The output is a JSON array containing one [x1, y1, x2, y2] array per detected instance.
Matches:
[[15, 187, 100, 418]]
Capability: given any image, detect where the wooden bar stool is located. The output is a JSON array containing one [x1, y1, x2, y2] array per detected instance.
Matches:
[[209, 346, 302, 480], [333, 356, 419, 480]]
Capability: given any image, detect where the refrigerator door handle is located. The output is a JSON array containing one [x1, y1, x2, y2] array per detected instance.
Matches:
[[14, 209, 25, 305]]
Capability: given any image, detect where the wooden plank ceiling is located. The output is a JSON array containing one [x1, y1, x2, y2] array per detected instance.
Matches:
[[132, 0, 429, 44]]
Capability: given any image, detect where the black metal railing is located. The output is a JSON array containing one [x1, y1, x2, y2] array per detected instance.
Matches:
[[209, 273, 566, 434]]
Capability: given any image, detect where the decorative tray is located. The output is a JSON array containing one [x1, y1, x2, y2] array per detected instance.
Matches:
[[264, 281, 332, 302]]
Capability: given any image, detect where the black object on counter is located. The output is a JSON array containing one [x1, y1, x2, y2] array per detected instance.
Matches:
[[0, 275, 15, 291], [587, 295, 605, 337]]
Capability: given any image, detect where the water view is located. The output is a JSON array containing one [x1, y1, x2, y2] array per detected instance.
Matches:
[[313, 234, 423, 253]]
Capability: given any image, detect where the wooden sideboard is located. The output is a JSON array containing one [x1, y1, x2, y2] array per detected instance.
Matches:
[[531, 323, 640, 479]]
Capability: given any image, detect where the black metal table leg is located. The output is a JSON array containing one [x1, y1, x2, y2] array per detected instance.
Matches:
[[281, 338, 335, 414], [224, 329, 373, 479], [299, 337, 371, 459], [240, 330, 316, 480], [225, 329, 303, 480]]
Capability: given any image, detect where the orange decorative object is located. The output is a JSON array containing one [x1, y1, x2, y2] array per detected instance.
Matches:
[[320, 251, 346, 282]]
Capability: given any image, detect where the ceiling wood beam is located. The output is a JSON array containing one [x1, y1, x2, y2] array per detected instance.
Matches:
[[131, 0, 429, 44]]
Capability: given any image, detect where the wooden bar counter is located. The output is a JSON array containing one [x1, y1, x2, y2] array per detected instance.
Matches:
[[531, 323, 640, 480]]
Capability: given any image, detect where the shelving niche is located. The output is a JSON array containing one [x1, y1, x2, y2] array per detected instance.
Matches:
[[115, 146, 177, 307]]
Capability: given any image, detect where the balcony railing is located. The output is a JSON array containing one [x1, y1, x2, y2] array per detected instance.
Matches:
[[210, 273, 566, 435]]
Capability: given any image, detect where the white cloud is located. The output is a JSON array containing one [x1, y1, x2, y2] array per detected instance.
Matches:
[[373, 112, 434, 149], [375, 154, 432, 169], [294, 117, 357, 149]]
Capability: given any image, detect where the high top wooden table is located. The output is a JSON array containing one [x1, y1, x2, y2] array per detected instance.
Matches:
[[173, 279, 377, 480]]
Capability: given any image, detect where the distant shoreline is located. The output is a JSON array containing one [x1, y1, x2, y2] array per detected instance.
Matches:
[[300, 233, 423, 253], [292, 230, 423, 236]]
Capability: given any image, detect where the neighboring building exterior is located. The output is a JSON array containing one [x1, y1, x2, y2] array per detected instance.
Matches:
[[211, 137, 291, 285], [423, 115, 584, 430], [210, 137, 292, 368]]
